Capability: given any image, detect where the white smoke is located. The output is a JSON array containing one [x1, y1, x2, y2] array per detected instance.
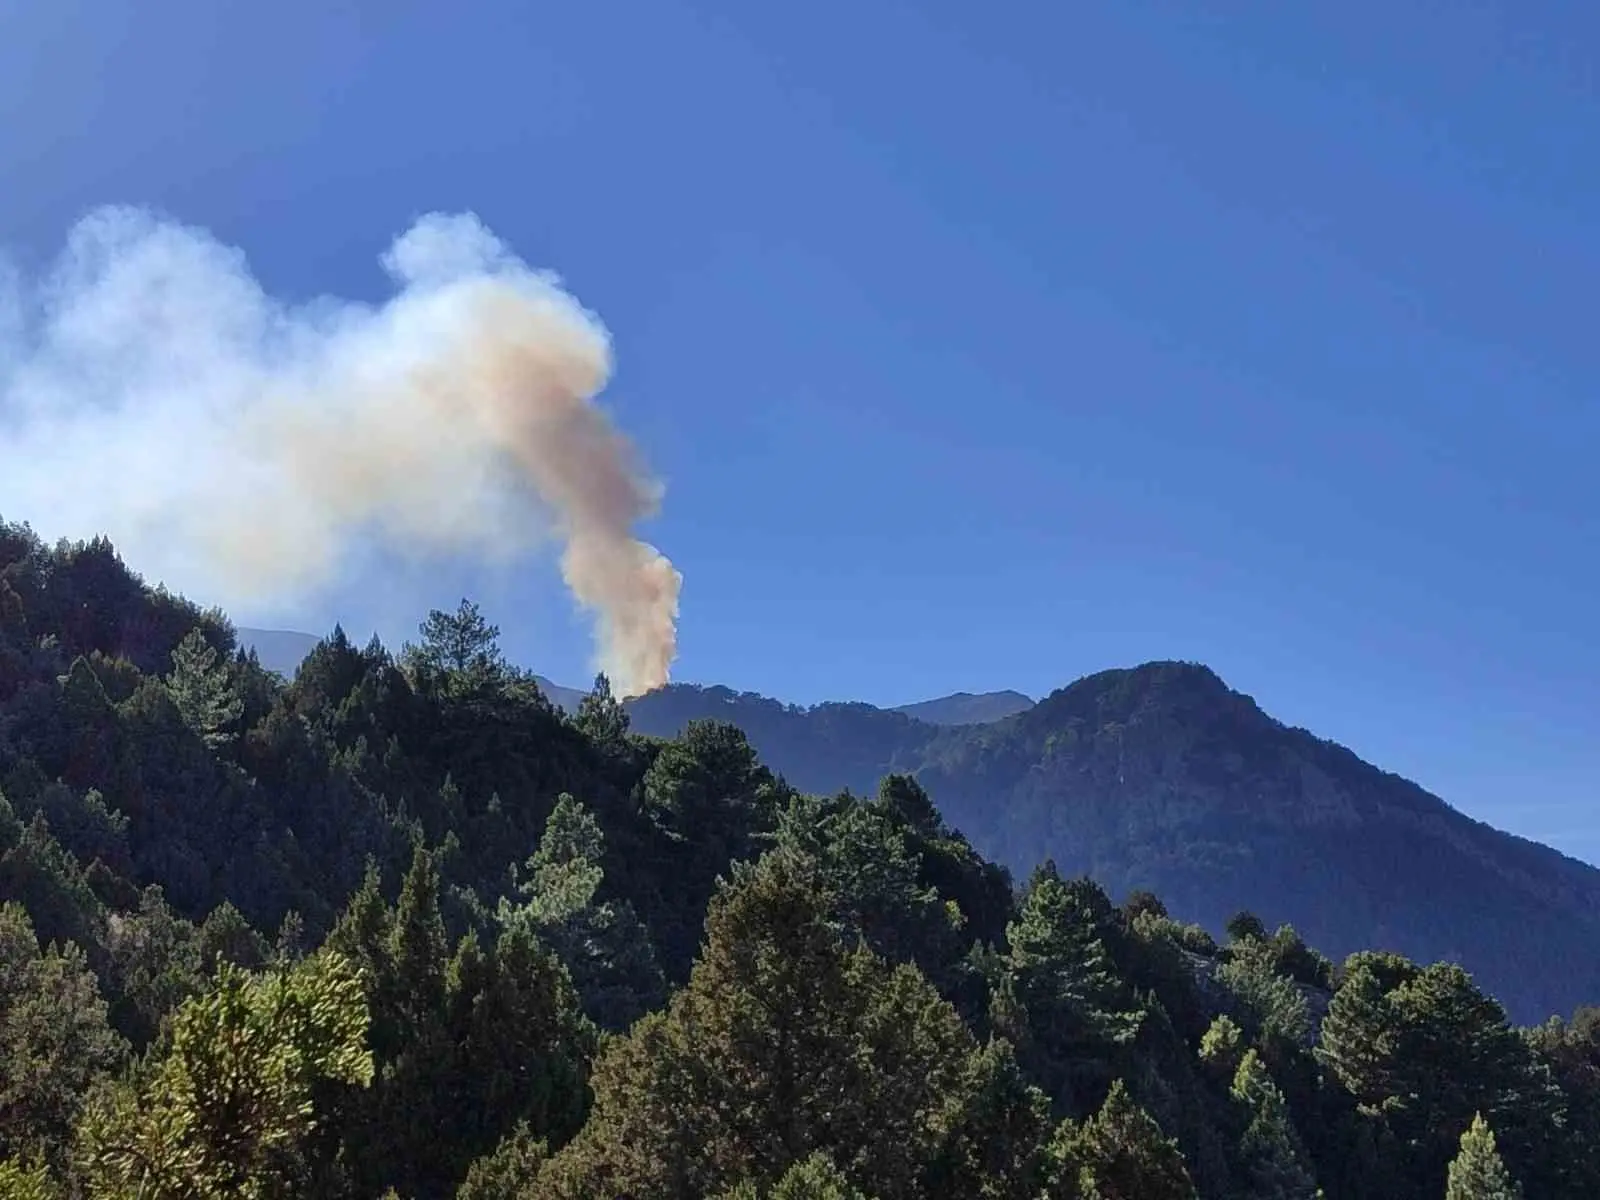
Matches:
[[0, 207, 681, 696]]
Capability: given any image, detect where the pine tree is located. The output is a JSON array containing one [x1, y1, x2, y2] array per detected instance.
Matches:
[[0, 1155, 61, 1199], [405, 598, 505, 692], [990, 864, 1143, 1114], [1050, 1079, 1196, 1200], [1320, 955, 1562, 1190], [575, 672, 630, 747], [457, 1122, 549, 1200], [449, 923, 594, 1174], [1229, 1050, 1319, 1199], [74, 952, 372, 1197], [1197, 1014, 1245, 1083], [1216, 936, 1309, 1046], [389, 844, 447, 1034], [1315, 960, 1396, 1103], [927, 1036, 1054, 1199], [537, 848, 984, 1199], [770, 792, 965, 992], [165, 628, 242, 747], [0, 902, 127, 1167], [503, 793, 665, 1030], [196, 900, 268, 974], [1446, 1114, 1521, 1200]]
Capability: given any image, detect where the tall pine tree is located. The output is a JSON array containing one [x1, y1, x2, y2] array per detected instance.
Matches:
[[1445, 1113, 1521, 1200]]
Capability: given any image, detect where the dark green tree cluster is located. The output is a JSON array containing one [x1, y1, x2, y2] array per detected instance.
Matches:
[[0, 520, 1596, 1197]]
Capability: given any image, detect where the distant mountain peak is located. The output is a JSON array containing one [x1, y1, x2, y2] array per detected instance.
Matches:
[[1028, 660, 1255, 726], [889, 689, 1035, 727]]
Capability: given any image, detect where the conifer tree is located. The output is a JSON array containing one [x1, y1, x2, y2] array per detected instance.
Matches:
[[503, 793, 665, 1029], [1229, 1049, 1319, 1199], [0, 902, 126, 1167], [74, 952, 372, 1197], [389, 844, 447, 1033], [990, 863, 1143, 1114], [165, 628, 243, 747], [457, 1122, 550, 1200], [0, 1155, 61, 1200], [927, 1036, 1054, 1199], [1050, 1079, 1196, 1200], [770, 793, 966, 992], [1445, 1113, 1521, 1200], [720, 1152, 873, 1199], [538, 848, 983, 1199], [1216, 936, 1309, 1046], [575, 672, 630, 748]]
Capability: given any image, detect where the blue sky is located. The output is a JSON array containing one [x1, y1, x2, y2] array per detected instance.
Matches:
[[2, 1, 1596, 862]]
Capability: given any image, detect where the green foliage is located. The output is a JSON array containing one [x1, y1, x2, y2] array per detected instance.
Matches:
[[319, 850, 594, 1197], [1317, 955, 1564, 1194], [927, 1035, 1054, 1199], [769, 791, 969, 997], [0, 1156, 63, 1200], [501, 793, 665, 1030], [573, 672, 629, 749], [0, 902, 126, 1167], [1227, 912, 1270, 943], [1217, 936, 1311, 1046], [1050, 1079, 1196, 1200], [1446, 1114, 1522, 1200], [1198, 1013, 1245, 1081], [455, 1122, 549, 1200], [990, 864, 1144, 1114], [539, 849, 995, 1198], [75, 951, 371, 1197], [639, 718, 787, 971], [1230, 1049, 1319, 1199], [720, 1152, 874, 1199], [1526, 1006, 1600, 1195], [165, 628, 243, 748], [196, 900, 269, 974], [404, 599, 506, 693]]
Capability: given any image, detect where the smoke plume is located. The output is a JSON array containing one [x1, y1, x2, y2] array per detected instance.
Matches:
[[0, 207, 681, 696]]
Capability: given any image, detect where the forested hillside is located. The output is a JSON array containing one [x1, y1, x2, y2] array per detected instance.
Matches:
[[625, 666, 1600, 1025], [3, 520, 1598, 1198]]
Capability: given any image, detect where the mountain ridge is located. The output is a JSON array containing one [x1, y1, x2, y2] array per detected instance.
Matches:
[[235, 629, 1600, 1021], [621, 659, 1600, 1022], [234, 626, 1033, 729]]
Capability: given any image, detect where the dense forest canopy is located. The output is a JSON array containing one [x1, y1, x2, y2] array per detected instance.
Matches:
[[1, 519, 1597, 1198]]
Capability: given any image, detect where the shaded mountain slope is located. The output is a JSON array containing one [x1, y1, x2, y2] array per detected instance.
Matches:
[[627, 661, 1600, 1023], [626, 684, 938, 796], [918, 663, 1600, 1023]]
